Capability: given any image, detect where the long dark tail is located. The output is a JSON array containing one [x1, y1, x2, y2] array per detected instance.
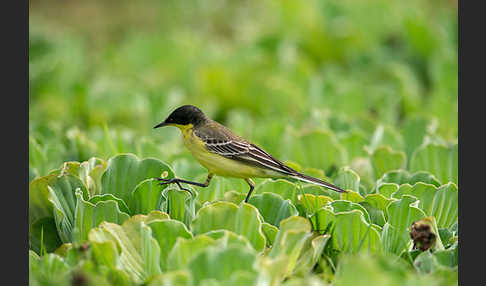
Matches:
[[291, 172, 347, 193]]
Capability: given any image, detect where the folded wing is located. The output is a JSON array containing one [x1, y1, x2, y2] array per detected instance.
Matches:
[[198, 134, 296, 176]]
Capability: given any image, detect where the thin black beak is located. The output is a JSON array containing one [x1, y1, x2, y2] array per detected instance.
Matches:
[[153, 121, 168, 129]]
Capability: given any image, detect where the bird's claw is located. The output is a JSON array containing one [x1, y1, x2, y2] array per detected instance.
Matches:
[[157, 177, 176, 186], [156, 177, 193, 195]]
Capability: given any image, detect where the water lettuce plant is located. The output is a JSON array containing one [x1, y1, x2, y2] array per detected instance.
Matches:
[[29, 150, 458, 285]]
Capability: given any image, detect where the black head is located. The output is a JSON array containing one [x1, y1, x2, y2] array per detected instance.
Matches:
[[154, 105, 208, 129]]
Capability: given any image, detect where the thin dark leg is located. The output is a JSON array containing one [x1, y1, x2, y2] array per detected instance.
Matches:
[[244, 178, 255, 203], [157, 174, 213, 192]]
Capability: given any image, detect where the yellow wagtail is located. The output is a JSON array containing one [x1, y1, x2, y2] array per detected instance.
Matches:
[[154, 105, 347, 202]]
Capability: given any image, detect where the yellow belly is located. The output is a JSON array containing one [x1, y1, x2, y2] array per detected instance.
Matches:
[[180, 128, 278, 178]]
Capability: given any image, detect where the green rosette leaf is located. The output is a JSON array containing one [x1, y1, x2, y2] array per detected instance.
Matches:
[[101, 153, 174, 210], [191, 201, 266, 251]]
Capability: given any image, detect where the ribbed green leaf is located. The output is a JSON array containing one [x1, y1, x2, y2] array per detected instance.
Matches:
[[191, 201, 266, 251], [90, 240, 120, 270], [30, 217, 63, 254], [161, 186, 197, 227], [390, 182, 458, 229], [376, 183, 399, 198], [222, 190, 247, 204], [295, 193, 333, 217], [269, 216, 313, 277], [334, 167, 360, 192], [340, 190, 364, 203], [29, 175, 56, 226], [410, 143, 458, 185], [167, 229, 254, 273], [370, 146, 406, 179], [300, 183, 343, 200], [430, 183, 458, 229], [167, 235, 216, 271], [88, 215, 162, 283], [270, 216, 312, 257], [255, 179, 298, 202], [195, 175, 248, 204], [386, 195, 426, 229], [359, 194, 394, 226], [311, 206, 380, 253], [293, 234, 330, 275], [131, 179, 166, 215], [79, 157, 107, 196], [359, 202, 386, 227], [376, 170, 441, 189], [48, 174, 89, 242], [391, 182, 437, 201], [147, 219, 192, 271], [330, 200, 370, 223], [101, 153, 174, 208], [310, 207, 336, 233], [261, 222, 278, 247], [188, 246, 257, 286], [363, 194, 394, 213], [248, 192, 298, 227], [88, 194, 130, 214], [382, 195, 426, 254], [74, 189, 130, 242], [146, 210, 170, 223], [332, 210, 381, 253]]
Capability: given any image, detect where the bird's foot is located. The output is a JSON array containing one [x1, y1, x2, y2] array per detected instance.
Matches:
[[156, 178, 193, 195], [156, 177, 174, 184]]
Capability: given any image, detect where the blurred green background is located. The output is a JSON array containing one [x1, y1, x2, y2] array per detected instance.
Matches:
[[29, 0, 457, 181]]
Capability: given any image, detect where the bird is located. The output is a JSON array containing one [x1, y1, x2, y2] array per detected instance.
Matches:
[[154, 105, 347, 203]]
